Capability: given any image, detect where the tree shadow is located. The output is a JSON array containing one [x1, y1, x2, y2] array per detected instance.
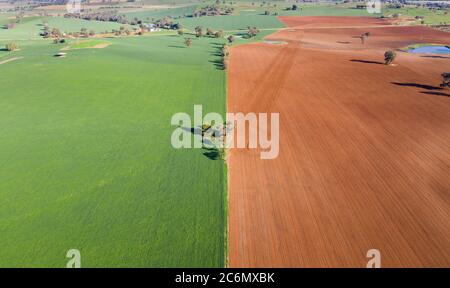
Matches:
[[168, 45, 186, 48], [421, 55, 449, 59], [209, 59, 225, 70], [391, 82, 443, 90], [202, 147, 221, 160], [337, 41, 351, 44], [350, 59, 383, 65], [211, 42, 225, 47], [179, 126, 223, 160], [421, 91, 449, 97], [180, 126, 201, 135]]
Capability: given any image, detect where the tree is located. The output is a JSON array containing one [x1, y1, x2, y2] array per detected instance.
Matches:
[[5, 43, 17, 51], [221, 44, 229, 57], [177, 29, 184, 35], [6, 22, 16, 29], [51, 28, 62, 38], [184, 37, 192, 47], [214, 30, 223, 38], [359, 32, 370, 44], [195, 26, 203, 37], [292, 4, 298, 11], [206, 27, 214, 36], [80, 27, 88, 37], [247, 26, 259, 38], [441, 72, 450, 88], [222, 57, 228, 70], [384, 50, 397, 65], [227, 35, 235, 43]]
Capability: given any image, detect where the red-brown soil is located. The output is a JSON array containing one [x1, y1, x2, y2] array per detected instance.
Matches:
[[227, 16, 450, 267]]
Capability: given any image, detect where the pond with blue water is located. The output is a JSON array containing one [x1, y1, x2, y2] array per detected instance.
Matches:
[[407, 45, 450, 54]]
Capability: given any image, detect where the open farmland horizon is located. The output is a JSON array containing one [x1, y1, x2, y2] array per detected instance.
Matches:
[[0, 0, 449, 270]]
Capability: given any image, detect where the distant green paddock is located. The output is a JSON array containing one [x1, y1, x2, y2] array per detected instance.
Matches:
[[180, 14, 284, 31], [0, 34, 227, 267], [0, 16, 128, 40], [382, 7, 450, 25], [124, 4, 198, 20]]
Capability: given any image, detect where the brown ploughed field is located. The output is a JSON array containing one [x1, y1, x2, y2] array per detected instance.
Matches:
[[227, 16, 450, 267]]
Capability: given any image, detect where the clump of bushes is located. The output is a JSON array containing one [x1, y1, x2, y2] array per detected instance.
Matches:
[[221, 44, 229, 70], [246, 26, 259, 38]]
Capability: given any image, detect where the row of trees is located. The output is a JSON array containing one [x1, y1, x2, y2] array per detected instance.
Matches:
[[64, 11, 129, 25], [191, 26, 224, 38], [191, 5, 234, 17], [221, 44, 230, 70]]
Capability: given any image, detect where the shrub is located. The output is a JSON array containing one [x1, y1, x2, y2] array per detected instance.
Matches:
[[184, 37, 192, 47], [5, 43, 17, 51]]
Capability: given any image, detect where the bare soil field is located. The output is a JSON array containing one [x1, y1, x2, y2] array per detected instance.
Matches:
[[228, 16, 450, 267]]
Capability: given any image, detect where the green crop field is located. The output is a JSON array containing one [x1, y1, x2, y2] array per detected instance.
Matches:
[[180, 14, 284, 31], [0, 34, 227, 267], [124, 4, 199, 20]]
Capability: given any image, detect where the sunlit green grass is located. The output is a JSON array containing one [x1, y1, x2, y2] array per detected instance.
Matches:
[[0, 35, 227, 267]]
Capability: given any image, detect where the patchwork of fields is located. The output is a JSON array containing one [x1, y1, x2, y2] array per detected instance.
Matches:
[[0, 1, 449, 268]]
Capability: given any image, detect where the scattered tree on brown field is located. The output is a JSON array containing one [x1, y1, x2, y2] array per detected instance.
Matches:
[[360, 32, 370, 44], [384, 50, 397, 65], [441, 72, 450, 88]]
